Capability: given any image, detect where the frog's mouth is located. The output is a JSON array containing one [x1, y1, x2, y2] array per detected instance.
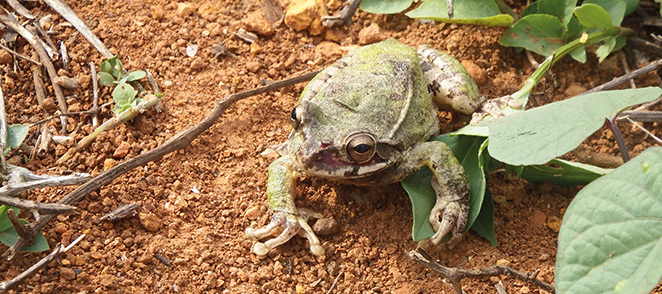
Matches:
[[302, 149, 392, 179]]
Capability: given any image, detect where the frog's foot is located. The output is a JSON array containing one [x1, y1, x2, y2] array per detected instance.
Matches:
[[427, 194, 468, 247], [245, 209, 325, 256], [470, 95, 523, 124]]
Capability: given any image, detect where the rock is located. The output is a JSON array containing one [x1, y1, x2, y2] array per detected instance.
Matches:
[[198, 2, 221, 21], [564, 83, 587, 97], [492, 194, 507, 204], [0, 50, 12, 64], [358, 23, 386, 45], [177, 2, 196, 17], [461, 60, 487, 86], [496, 259, 510, 267], [284, 0, 328, 35], [244, 206, 261, 220], [139, 213, 163, 232], [113, 142, 130, 158], [244, 11, 275, 36], [314, 41, 344, 59], [41, 98, 57, 112], [246, 61, 261, 73], [547, 216, 562, 232], [54, 223, 68, 234], [54, 76, 80, 90], [103, 158, 116, 171], [530, 210, 546, 227], [312, 217, 338, 236], [324, 29, 347, 43], [250, 42, 263, 55], [60, 267, 76, 280], [151, 6, 164, 21]]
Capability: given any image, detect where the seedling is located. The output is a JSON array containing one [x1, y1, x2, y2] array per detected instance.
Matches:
[[97, 56, 146, 115]]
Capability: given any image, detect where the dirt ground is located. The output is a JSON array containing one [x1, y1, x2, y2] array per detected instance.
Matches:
[[1, 0, 661, 293]]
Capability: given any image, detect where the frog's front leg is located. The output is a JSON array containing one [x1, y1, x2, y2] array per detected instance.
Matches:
[[245, 156, 325, 256], [400, 141, 470, 246]]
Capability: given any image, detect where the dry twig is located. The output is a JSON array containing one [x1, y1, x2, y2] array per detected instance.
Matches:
[[409, 249, 555, 294], [4, 71, 319, 259], [0, 79, 7, 175], [89, 62, 100, 126], [582, 58, 662, 95], [0, 44, 41, 66], [0, 234, 85, 293]]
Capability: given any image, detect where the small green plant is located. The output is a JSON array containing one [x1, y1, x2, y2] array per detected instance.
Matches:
[[97, 56, 147, 115], [0, 206, 49, 252]]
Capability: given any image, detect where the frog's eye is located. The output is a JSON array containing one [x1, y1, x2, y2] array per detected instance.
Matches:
[[290, 107, 300, 128], [346, 133, 376, 163]]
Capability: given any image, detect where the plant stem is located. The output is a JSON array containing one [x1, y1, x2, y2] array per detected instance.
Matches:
[[512, 27, 631, 102]]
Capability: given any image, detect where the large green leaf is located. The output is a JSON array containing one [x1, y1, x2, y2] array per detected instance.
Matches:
[[499, 14, 565, 57], [556, 147, 662, 294], [406, 0, 513, 26], [470, 188, 496, 246], [487, 87, 662, 165], [402, 134, 487, 241], [519, 159, 610, 186], [537, 0, 578, 25], [359, 0, 413, 14]]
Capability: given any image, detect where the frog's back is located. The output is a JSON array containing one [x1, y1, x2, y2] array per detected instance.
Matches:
[[299, 39, 439, 146]]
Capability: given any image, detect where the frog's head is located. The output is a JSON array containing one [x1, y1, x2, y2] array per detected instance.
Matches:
[[287, 99, 402, 179]]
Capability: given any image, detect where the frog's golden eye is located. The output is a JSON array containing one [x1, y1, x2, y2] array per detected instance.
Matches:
[[346, 133, 376, 163]]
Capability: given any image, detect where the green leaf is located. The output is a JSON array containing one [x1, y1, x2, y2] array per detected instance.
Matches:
[[585, 0, 626, 26], [0, 219, 49, 252], [623, 0, 639, 15], [112, 83, 138, 115], [402, 134, 487, 241], [0, 206, 19, 231], [499, 14, 565, 57], [569, 46, 587, 63], [97, 72, 115, 87], [471, 188, 496, 246], [125, 70, 146, 82], [487, 87, 662, 165], [596, 36, 617, 63], [538, 0, 578, 25], [656, 0, 662, 16], [100, 56, 123, 79], [562, 16, 584, 41], [359, 0, 413, 14], [519, 159, 610, 186], [574, 3, 613, 28], [406, 0, 513, 26], [5, 124, 29, 154], [556, 147, 662, 294]]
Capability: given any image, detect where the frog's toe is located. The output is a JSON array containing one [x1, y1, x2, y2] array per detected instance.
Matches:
[[246, 211, 325, 256], [428, 200, 467, 247]]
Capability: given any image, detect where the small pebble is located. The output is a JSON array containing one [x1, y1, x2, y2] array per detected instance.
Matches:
[[177, 2, 196, 17], [547, 216, 562, 232], [312, 217, 338, 236], [530, 210, 546, 227], [496, 259, 510, 267], [113, 142, 130, 158], [60, 267, 76, 280], [358, 23, 386, 45], [244, 206, 261, 220], [139, 213, 163, 232]]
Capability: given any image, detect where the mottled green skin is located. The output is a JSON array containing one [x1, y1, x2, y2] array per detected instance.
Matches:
[[249, 39, 471, 256]]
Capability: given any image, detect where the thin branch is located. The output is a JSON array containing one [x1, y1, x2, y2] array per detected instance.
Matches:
[[409, 249, 556, 293], [0, 16, 68, 132], [0, 195, 75, 214], [321, 0, 361, 27], [618, 110, 662, 122], [2, 164, 90, 197], [618, 51, 636, 89], [0, 44, 41, 66], [29, 102, 113, 126], [4, 70, 319, 259], [0, 234, 85, 293], [605, 118, 630, 162], [624, 117, 662, 144], [0, 78, 6, 175], [42, 0, 113, 58], [146, 69, 160, 95], [89, 62, 100, 126], [326, 272, 343, 294], [582, 58, 662, 95], [5, 0, 35, 20]]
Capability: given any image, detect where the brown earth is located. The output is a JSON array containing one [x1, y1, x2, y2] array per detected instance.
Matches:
[[1, 0, 661, 293]]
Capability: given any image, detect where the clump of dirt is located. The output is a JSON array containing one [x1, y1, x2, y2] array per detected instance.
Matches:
[[0, 0, 660, 293]]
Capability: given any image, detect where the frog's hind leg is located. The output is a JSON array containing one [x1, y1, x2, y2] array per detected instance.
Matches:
[[245, 156, 326, 256]]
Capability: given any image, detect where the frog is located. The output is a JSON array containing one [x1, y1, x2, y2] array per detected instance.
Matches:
[[245, 38, 491, 256]]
